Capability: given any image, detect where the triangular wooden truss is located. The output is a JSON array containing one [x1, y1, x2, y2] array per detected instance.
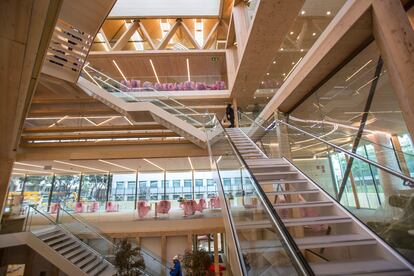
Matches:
[[101, 19, 225, 51]]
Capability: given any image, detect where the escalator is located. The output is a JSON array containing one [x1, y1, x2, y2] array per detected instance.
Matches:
[[206, 115, 414, 275]]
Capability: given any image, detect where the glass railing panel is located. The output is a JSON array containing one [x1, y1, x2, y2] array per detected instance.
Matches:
[[240, 114, 414, 264], [206, 119, 312, 275]]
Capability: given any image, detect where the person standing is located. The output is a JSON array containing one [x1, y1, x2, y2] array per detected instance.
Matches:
[[169, 256, 182, 276], [226, 104, 235, 128]]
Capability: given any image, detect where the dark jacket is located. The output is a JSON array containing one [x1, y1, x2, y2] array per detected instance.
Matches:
[[170, 260, 182, 276]]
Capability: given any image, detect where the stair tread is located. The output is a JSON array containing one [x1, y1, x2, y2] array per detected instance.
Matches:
[[273, 200, 333, 208], [310, 259, 410, 275], [266, 189, 319, 195]]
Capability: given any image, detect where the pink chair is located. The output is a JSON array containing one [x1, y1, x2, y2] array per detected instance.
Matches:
[[89, 202, 99, 213], [137, 201, 151, 218], [156, 200, 171, 214], [196, 198, 207, 212], [182, 200, 197, 216], [209, 197, 221, 209], [50, 203, 60, 214], [75, 202, 84, 213], [105, 201, 119, 212]]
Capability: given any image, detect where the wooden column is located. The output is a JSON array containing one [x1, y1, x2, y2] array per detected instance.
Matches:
[[161, 235, 167, 276], [232, 98, 239, 127], [344, 155, 361, 208], [391, 134, 411, 176], [213, 233, 219, 275], [0, 0, 61, 220], [372, 0, 414, 141], [232, 2, 250, 58], [187, 233, 193, 251]]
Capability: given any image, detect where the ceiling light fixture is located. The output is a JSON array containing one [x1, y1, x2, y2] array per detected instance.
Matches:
[[84, 117, 97, 126], [123, 116, 134, 126], [186, 58, 191, 82], [14, 162, 43, 168], [345, 59, 373, 82], [13, 168, 51, 174], [312, 32, 316, 36], [97, 116, 118, 126], [143, 159, 165, 171], [326, 11, 331, 15], [52, 167, 82, 174], [149, 59, 160, 84], [290, 31, 294, 35], [83, 68, 102, 88], [273, 61, 276, 64], [284, 57, 303, 81], [187, 157, 194, 170], [99, 159, 136, 172], [53, 160, 107, 173], [301, 10, 306, 15], [112, 60, 128, 82], [48, 115, 68, 128]]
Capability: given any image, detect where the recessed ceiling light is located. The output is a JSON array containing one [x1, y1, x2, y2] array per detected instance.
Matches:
[[292, 61, 295, 65], [280, 47, 284, 51], [282, 73, 286, 76], [301, 11, 306, 15], [261, 81, 264, 84], [273, 61, 276, 64], [326, 11, 331, 15], [266, 72, 270, 76], [300, 49, 304, 52], [112, 60, 127, 82], [312, 32, 316, 36], [290, 31, 294, 35]]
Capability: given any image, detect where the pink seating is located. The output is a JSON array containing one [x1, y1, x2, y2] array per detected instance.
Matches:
[[89, 202, 99, 213], [50, 203, 60, 214], [196, 198, 207, 212], [117, 79, 227, 91], [182, 200, 197, 216], [156, 200, 171, 214], [209, 196, 221, 209], [137, 201, 151, 218], [75, 202, 84, 213], [105, 201, 119, 212]]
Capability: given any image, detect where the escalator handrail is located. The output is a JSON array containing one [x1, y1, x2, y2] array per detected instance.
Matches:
[[209, 118, 314, 276], [276, 119, 414, 186]]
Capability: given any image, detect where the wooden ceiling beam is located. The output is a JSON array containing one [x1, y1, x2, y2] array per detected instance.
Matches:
[[203, 21, 220, 49], [21, 139, 191, 148], [180, 20, 201, 49], [22, 131, 178, 141], [112, 20, 140, 51], [138, 21, 156, 50], [157, 20, 181, 50]]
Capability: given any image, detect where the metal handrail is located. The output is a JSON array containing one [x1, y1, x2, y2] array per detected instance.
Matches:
[[83, 64, 215, 126], [25, 206, 113, 265], [58, 206, 170, 270], [276, 119, 414, 186], [207, 116, 314, 276]]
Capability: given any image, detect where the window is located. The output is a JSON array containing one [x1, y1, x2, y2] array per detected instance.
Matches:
[[223, 178, 231, 186], [139, 181, 147, 189], [127, 181, 136, 189], [196, 193, 204, 199], [150, 195, 158, 200], [195, 179, 203, 187], [184, 194, 192, 199], [244, 177, 252, 185], [116, 181, 124, 189], [184, 179, 192, 188], [150, 181, 158, 188], [173, 180, 181, 188], [234, 177, 242, 185], [207, 179, 215, 186], [173, 194, 180, 200], [127, 195, 135, 201], [161, 180, 169, 187], [161, 195, 169, 200]]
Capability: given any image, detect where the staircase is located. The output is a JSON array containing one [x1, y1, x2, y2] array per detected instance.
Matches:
[[32, 226, 114, 276], [225, 128, 414, 275], [77, 76, 207, 148]]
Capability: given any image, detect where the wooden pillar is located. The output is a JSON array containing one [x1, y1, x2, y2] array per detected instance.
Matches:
[[213, 233, 219, 275], [372, 0, 414, 141], [0, 0, 61, 221], [344, 155, 361, 208], [161, 235, 167, 276], [187, 233, 193, 251], [391, 134, 411, 176], [232, 98, 239, 127], [232, 2, 250, 58]]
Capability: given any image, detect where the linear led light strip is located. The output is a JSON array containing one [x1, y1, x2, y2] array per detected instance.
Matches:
[[13, 168, 52, 174], [283, 57, 303, 82], [346, 60, 372, 82], [149, 59, 160, 84], [186, 58, 191, 82], [188, 157, 194, 170], [143, 159, 165, 171], [48, 115, 68, 128], [97, 116, 120, 126], [83, 67, 102, 88], [14, 162, 81, 174], [27, 116, 117, 120], [99, 159, 136, 172], [112, 60, 128, 82], [53, 160, 107, 173], [124, 116, 134, 126]]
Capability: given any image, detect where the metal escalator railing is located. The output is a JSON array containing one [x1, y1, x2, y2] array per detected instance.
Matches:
[[56, 206, 170, 275], [205, 116, 314, 276], [82, 64, 215, 127], [238, 111, 414, 264]]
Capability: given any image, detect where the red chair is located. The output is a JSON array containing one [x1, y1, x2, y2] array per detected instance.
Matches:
[[209, 196, 221, 209], [182, 200, 197, 216], [137, 201, 151, 218], [196, 198, 207, 212], [105, 201, 119, 212], [89, 202, 99, 213], [156, 200, 171, 214], [75, 202, 84, 213], [50, 203, 60, 214]]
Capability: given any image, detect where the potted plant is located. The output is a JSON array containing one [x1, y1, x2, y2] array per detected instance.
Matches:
[[182, 248, 212, 275], [114, 239, 146, 276]]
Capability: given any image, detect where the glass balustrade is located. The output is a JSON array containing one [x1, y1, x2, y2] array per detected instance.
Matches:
[[238, 111, 414, 264]]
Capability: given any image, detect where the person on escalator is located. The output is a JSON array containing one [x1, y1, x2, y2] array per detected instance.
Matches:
[[226, 103, 235, 128], [169, 256, 182, 276]]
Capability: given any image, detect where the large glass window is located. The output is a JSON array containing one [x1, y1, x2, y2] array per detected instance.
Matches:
[[81, 174, 108, 211], [51, 175, 80, 209], [4, 175, 26, 215]]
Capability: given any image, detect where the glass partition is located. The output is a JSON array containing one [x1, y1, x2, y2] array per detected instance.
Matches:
[[80, 174, 109, 212], [51, 174, 81, 210]]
